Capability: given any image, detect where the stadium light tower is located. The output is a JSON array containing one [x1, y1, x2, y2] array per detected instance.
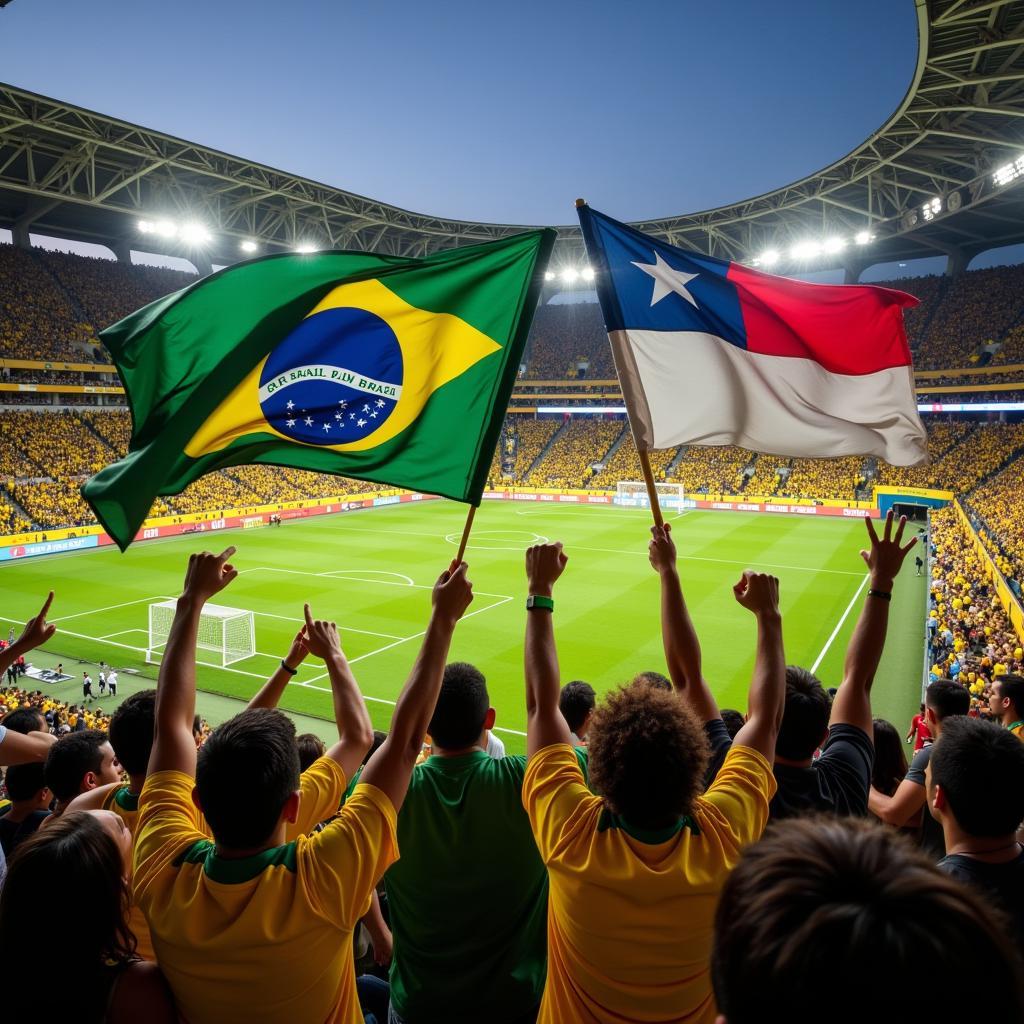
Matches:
[[240, 239, 259, 253], [560, 268, 579, 285], [179, 222, 213, 246], [294, 242, 318, 253]]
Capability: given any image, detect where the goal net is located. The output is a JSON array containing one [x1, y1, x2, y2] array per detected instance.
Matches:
[[147, 600, 256, 667], [614, 481, 691, 511]]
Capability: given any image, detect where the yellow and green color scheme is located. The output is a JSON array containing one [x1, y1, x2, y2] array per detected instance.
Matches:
[[83, 230, 554, 549]]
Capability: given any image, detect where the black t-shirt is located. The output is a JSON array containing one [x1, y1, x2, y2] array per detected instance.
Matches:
[[702, 720, 873, 820], [906, 742, 945, 859], [0, 808, 50, 857], [940, 849, 1024, 945], [769, 723, 874, 821]]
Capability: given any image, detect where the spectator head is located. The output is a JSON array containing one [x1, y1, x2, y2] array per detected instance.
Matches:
[[925, 678, 971, 731], [559, 680, 597, 738], [633, 671, 672, 692], [988, 674, 1024, 726], [720, 709, 745, 740], [195, 708, 300, 850], [712, 816, 1024, 1023], [296, 733, 327, 773], [776, 667, 831, 761], [44, 730, 120, 802], [0, 810, 136, 986], [927, 716, 1024, 839], [108, 690, 155, 778], [587, 678, 709, 828], [192, 713, 205, 747], [871, 718, 908, 797], [2, 706, 46, 734], [3, 762, 50, 808], [428, 663, 493, 751], [362, 730, 387, 767]]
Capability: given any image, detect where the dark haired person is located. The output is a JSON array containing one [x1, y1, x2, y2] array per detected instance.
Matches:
[[870, 677, 971, 857], [927, 716, 1024, 943], [989, 673, 1024, 739], [711, 816, 1024, 1024], [44, 728, 121, 816], [651, 511, 917, 820], [719, 709, 745, 739], [0, 810, 176, 1023], [386, 661, 585, 1024], [0, 762, 50, 856], [522, 541, 785, 1023], [132, 547, 473, 1024], [558, 679, 596, 744]]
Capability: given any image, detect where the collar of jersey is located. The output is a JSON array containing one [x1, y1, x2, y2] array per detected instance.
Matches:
[[597, 809, 700, 844], [113, 786, 139, 812], [426, 750, 491, 767], [176, 839, 298, 883]]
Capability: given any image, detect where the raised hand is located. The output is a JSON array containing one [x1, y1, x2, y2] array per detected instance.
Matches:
[[732, 570, 781, 618], [302, 605, 343, 661], [15, 591, 57, 653], [860, 510, 917, 589], [432, 561, 474, 625], [284, 627, 311, 668], [526, 542, 568, 596], [181, 546, 238, 605], [648, 523, 677, 575]]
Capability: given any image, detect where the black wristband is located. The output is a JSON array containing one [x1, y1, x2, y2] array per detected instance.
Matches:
[[867, 588, 892, 602], [280, 660, 298, 675]]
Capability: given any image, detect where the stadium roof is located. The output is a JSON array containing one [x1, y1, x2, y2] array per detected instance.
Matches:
[[1, 0, 1023, 272]]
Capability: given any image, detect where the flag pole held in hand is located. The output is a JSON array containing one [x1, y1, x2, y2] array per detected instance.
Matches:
[[455, 504, 478, 563]]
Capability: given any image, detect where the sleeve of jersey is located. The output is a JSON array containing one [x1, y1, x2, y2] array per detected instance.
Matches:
[[699, 745, 776, 853], [522, 743, 598, 865], [132, 770, 207, 910], [288, 756, 347, 838], [302, 781, 398, 931]]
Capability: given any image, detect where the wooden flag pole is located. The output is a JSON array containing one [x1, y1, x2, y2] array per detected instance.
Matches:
[[638, 447, 665, 529], [455, 504, 478, 563]]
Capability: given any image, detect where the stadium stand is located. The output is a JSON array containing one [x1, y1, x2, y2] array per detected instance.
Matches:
[[524, 418, 623, 488]]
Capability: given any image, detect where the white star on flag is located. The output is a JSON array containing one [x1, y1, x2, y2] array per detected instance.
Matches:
[[363, 404, 371, 413], [376, 399, 386, 408], [286, 418, 296, 427], [370, 411, 378, 418], [357, 418, 367, 427], [631, 251, 699, 308], [322, 422, 331, 432], [349, 412, 356, 420], [286, 400, 295, 410], [335, 412, 343, 420], [338, 400, 348, 409], [304, 417, 314, 426]]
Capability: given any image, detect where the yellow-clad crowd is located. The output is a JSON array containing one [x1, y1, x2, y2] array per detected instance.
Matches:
[[967, 454, 1024, 588], [524, 418, 623, 488]]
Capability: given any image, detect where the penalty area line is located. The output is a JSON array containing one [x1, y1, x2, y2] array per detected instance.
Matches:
[[809, 575, 869, 675]]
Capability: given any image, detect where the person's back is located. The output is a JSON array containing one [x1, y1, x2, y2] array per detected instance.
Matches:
[[0, 763, 50, 856], [387, 663, 578, 1024]]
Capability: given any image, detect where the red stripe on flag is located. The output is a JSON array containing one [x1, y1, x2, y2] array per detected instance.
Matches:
[[727, 264, 918, 376]]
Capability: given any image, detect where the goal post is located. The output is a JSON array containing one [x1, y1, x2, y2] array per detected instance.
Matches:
[[147, 600, 255, 667], [614, 480, 692, 512]]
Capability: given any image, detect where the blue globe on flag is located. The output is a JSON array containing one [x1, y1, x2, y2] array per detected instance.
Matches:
[[258, 306, 403, 446]]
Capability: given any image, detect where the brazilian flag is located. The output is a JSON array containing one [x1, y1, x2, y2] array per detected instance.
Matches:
[[82, 229, 555, 550]]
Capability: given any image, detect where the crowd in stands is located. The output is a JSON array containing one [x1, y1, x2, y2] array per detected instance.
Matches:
[[589, 436, 678, 490], [2, 511, 1023, 1023], [780, 456, 868, 501], [966, 451, 1024, 589], [523, 418, 623, 488]]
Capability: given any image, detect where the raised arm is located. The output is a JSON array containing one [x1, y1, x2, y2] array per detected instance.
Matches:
[[246, 629, 309, 710], [360, 562, 473, 812], [301, 604, 373, 780], [0, 728, 56, 766], [148, 547, 238, 778], [649, 523, 720, 722], [830, 511, 917, 735], [0, 592, 57, 678], [730, 571, 785, 759], [869, 777, 926, 826], [525, 542, 573, 757]]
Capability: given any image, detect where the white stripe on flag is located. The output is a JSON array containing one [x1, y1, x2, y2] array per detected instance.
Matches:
[[610, 329, 928, 466]]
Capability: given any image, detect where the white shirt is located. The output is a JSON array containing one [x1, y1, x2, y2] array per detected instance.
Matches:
[[485, 731, 506, 759]]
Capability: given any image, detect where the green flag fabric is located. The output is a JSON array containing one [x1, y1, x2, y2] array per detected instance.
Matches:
[[82, 230, 554, 549]]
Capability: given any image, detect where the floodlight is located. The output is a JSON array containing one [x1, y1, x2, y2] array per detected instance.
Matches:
[[560, 268, 579, 284], [154, 220, 177, 238], [581, 267, 595, 281], [137, 220, 153, 234], [992, 155, 1024, 187], [294, 242, 317, 253], [823, 237, 846, 254], [854, 230, 873, 245], [760, 249, 780, 267], [790, 240, 820, 260], [179, 222, 212, 245], [240, 239, 258, 253], [544, 271, 556, 281], [921, 197, 942, 222]]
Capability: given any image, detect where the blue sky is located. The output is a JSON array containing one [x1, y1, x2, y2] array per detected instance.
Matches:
[[1, 0, 919, 225]]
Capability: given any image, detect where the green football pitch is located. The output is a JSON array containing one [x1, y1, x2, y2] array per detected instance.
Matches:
[[0, 500, 927, 753]]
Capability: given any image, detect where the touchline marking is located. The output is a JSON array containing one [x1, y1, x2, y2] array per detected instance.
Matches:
[[810, 575, 869, 674], [673, 510, 692, 520], [98, 629, 148, 640]]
